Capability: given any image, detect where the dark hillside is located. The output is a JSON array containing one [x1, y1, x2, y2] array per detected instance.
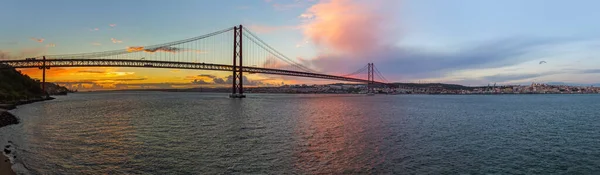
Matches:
[[0, 65, 72, 104], [0, 65, 45, 102]]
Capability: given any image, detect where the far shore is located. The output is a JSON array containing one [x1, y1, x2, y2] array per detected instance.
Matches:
[[62, 89, 600, 96]]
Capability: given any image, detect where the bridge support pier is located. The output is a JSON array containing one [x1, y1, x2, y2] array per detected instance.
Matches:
[[39, 56, 49, 96], [230, 25, 246, 98]]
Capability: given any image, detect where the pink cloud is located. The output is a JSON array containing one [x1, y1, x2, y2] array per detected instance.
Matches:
[[300, 0, 398, 57], [298, 13, 315, 19], [111, 38, 123, 44], [245, 1, 401, 82], [284, 0, 401, 81], [31, 37, 44, 43], [109, 24, 117, 27], [89, 28, 99, 31]]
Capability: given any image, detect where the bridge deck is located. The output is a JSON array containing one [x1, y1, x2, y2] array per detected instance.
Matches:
[[0, 59, 384, 84]]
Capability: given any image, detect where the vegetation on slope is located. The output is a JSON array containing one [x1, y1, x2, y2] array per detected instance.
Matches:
[[0, 65, 72, 103], [0, 66, 45, 102]]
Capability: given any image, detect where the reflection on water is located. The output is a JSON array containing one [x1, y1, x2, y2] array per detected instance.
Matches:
[[292, 96, 386, 174], [2, 92, 600, 174]]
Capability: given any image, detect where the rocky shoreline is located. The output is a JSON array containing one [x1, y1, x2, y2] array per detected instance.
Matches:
[[12, 96, 55, 107], [0, 97, 54, 175], [0, 109, 20, 175], [0, 110, 19, 129], [0, 96, 54, 110], [0, 96, 54, 128], [2, 141, 17, 175]]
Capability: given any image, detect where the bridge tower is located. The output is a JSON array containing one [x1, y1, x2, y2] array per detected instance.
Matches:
[[368, 63, 374, 94], [39, 56, 49, 96], [230, 25, 246, 98]]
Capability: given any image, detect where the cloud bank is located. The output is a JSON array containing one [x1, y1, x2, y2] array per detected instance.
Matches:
[[296, 0, 590, 85], [300, 0, 397, 56]]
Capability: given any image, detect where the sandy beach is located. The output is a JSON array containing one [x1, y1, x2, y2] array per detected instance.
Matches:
[[1, 153, 15, 175]]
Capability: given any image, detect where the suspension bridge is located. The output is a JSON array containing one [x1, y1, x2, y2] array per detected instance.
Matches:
[[0, 25, 392, 98]]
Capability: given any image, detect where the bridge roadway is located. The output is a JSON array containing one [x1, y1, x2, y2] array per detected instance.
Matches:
[[0, 59, 384, 84]]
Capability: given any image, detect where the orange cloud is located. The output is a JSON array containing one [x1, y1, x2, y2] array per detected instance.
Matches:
[[91, 42, 102, 46], [301, 0, 397, 56], [126, 46, 144, 52], [18, 67, 137, 81], [185, 74, 217, 80], [46, 43, 56, 47], [18, 67, 149, 90], [16, 66, 305, 90], [31, 37, 44, 43], [77, 70, 106, 74], [19, 67, 109, 77], [193, 50, 207, 54]]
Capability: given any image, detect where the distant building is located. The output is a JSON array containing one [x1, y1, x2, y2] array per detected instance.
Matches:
[[329, 85, 342, 90]]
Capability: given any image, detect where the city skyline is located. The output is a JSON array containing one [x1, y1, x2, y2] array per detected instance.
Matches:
[[2, 0, 600, 90]]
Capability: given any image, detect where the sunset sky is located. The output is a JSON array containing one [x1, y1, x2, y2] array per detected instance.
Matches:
[[2, 0, 600, 90]]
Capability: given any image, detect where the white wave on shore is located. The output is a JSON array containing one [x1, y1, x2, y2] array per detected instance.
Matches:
[[2, 127, 32, 175]]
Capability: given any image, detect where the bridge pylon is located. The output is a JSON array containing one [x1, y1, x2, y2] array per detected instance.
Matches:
[[367, 63, 375, 94], [38, 56, 50, 97], [230, 25, 246, 98]]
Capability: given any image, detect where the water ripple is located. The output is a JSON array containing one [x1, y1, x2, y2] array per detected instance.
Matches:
[[1, 93, 600, 174]]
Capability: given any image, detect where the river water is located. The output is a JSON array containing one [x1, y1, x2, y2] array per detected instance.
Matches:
[[1, 92, 600, 174]]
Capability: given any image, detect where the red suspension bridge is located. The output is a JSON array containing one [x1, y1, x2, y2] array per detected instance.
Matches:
[[0, 25, 391, 98]]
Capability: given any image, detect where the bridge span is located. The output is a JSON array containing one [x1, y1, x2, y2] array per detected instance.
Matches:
[[1, 58, 381, 84], [0, 25, 391, 98]]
